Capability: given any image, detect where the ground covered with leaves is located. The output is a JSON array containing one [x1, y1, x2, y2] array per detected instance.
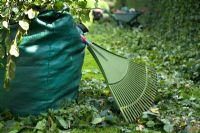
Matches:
[[0, 22, 199, 133]]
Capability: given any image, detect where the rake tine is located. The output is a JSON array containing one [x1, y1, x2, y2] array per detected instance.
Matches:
[[131, 104, 142, 117], [126, 107, 136, 122], [128, 107, 138, 121], [122, 108, 133, 122], [121, 108, 130, 122], [144, 91, 156, 100], [127, 106, 138, 119], [135, 102, 146, 115], [138, 100, 149, 112]]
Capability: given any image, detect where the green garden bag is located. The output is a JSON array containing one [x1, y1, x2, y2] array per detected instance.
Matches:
[[0, 11, 85, 115]]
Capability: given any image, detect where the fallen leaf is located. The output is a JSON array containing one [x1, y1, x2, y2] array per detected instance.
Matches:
[[35, 119, 47, 130], [91, 117, 104, 125], [150, 108, 160, 115], [55, 116, 69, 129], [136, 124, 144, 131], [146, 120, 155, 128]]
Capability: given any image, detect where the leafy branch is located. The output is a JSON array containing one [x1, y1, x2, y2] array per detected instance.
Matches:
[[0, 0, 91, 88]]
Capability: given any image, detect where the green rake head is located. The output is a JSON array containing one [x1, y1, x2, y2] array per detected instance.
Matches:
[[83, 37, 157, 122], [110, 61, 157, 122]]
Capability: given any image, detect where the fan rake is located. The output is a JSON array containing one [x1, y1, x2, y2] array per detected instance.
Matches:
[[82, 36, 157, 122]]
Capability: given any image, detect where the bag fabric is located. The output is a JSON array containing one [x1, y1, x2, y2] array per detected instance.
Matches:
[[0, 11, 85, 115]]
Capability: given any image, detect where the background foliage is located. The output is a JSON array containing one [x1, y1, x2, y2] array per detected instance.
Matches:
[[143, 0, 200, 43], [115, 0, 200, 44]]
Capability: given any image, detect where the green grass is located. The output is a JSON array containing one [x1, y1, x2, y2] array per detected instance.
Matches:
[[82, 49, 104, 81]]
